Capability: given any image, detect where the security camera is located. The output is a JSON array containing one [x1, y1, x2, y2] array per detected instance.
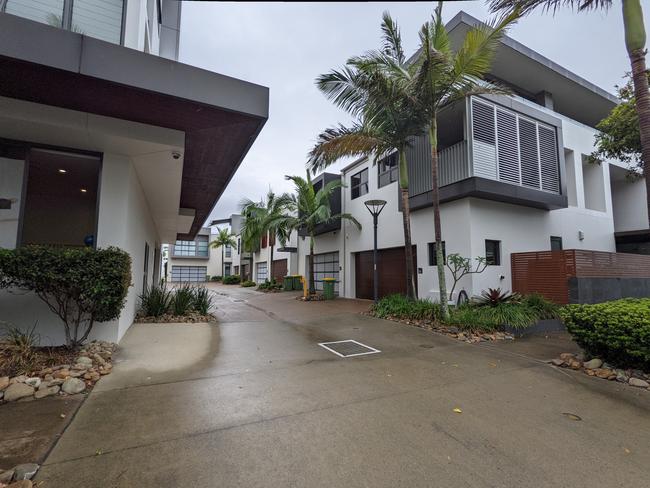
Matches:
[[171, 151, 182, 160]]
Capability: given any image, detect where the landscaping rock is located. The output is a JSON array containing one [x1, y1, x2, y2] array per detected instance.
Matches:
[[76, 356, 93, 366], [583, 358, 603, 370], [3, 383, 34, 402], [24, 377, 41, 389], [12, 463, 39, 480], [594, 368, 614, 379], [615, 370, 629, 383], [54, 369, 70, 379], [0, 469, 14, 482], [0, 376, 9, 390], [551, 358, 564, 366], [569, 360, 582, 370], [629, 378, 650, 388], [8, 480, 33, 488], [61, 377, 85, 394], [93, 353, 107, 366], [47, 378, 64, 387], [10, 375, 27, 384], [34, 385, 60, 399], [559, 353, 575, 362], [0, 391, 4, 400]]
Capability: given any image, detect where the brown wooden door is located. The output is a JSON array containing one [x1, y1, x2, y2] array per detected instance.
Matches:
[[272, 259, 288, 281], [355, 246, 417, 300]]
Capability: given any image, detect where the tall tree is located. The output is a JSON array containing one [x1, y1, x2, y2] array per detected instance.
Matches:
[[209, 228, 238, 278], [309, 13, 427, 300], [240, 190, 293, 283], [284, 173, 361, 294], [489, 0, 650, 224], [412, 3, 520, 318]]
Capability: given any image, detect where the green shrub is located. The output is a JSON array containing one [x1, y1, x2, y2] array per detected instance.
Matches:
[[0, 246, 131, 347], [447, 303, 539, 331], [258, 279, 283, 291], [559, 299, 650, 370], [241, 280, 256, 288], [192, 287, 213, 315], [222, 275, 241, 285], [475, 288, 521, 307], [139, 284, 173, 317], [172, 284, 195, 316], [210, 275, 222, 282], [522, 293, 558, 320], [372, 294, 441, 321]]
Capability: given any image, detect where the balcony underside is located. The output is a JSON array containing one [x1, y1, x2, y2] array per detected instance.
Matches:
[[409, 176, 568, 211]]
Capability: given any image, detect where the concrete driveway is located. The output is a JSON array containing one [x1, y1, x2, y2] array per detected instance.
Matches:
[[37, 285, 650, 487]]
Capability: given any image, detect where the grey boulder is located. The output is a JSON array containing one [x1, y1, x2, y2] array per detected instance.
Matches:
[[3, 383, 34, 402]]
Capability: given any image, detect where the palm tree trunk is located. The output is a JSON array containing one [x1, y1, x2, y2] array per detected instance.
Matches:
[[623, 0, 650, 225], [269, 231, 274, 282], [222, 247, 225, 277], [309, 236, 315, 295], [399, 149, 417, 300], [429, 118, 449, 319]]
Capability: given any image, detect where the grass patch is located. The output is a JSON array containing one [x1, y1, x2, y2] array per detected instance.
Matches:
[[371, 294, 441, 321]]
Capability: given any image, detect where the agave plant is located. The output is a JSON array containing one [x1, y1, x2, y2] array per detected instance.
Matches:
[[476, 288, 522, 307]]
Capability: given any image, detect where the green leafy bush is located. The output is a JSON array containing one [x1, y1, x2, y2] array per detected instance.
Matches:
[[222, 275, 241, 285], [371, 294, 441, 320], [241, 280, 256, 288], [0, 246, 131, 347], [521, 293, 558, 320], [192, 287, 213, 315], [139, 285, 173, 317], [447, 303, 539, 331], [172, 284, 195, 316], [258, 279, 283, 291], [210, 275, 222, 282], [559, 299, 650, 370]]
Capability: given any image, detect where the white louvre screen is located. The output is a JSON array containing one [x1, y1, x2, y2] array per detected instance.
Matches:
[[518, 118, 541, 189], [496, 110, 520, 184], [538, 125, 560, 193], [471, 100, 497, 179]]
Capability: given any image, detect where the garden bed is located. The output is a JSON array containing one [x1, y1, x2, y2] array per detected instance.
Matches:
[[137, 283, 215, 324]]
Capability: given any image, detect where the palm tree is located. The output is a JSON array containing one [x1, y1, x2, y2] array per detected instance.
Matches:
[[284, 173, 361, 294], [489, 0, 650, 225], [240, 190, 293, 283], [412, 3, 520, 318], [209, 228, 238, 278], [309, 13, 426, 300]]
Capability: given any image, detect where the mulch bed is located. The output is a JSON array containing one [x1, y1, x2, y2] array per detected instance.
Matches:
[[0, 343, 77, 379], [135, 312, 217, 324]]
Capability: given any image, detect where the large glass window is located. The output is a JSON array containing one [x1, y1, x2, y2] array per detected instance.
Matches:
[[351, 169, 369, 200], [173, 235, 209, 257], [0, 154, 25, 249], [20, 148, 101, 248], [3, 0, 124, 44], [378, 153, 399, 188]]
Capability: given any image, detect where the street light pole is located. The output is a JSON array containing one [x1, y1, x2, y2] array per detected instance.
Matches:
[[364, 199, 387, 304]]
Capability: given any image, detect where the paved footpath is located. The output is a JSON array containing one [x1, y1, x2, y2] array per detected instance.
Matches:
[[37, 285, 650, 487]]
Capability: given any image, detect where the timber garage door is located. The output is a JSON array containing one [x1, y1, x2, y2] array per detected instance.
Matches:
[[312, 252, 339, 293], [272, 259, 288, 281], [355, 246, 417, 299], [171, 265, 207, 282]]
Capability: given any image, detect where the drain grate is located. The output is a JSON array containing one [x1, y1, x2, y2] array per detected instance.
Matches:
[[318, 340, 381, 358]]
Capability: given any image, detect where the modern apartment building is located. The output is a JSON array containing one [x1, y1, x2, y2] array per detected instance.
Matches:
[[212, 214, 299, 283], [296, 12, 647, 302], [0, 0, 268, 344], [166, 227, 226, 282]]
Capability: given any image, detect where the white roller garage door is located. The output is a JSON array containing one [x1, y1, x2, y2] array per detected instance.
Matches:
[[171, 265, 207, 282], [312, 251, 339, 292], [256, 261, 268, 282]]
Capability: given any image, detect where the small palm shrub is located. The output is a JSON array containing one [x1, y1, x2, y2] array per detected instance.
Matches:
[[192, 287, 213, 315], [475, 288, 521, 307], [241, 280, 256, 288], [139, 284, 173, 317], [371, 294, 441, 321], [222, 275, 241, 285], [172, 284, 195, 316]]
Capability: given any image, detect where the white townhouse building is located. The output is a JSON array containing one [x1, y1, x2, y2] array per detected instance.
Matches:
[[0, 0, 268, 344], [296, 11, 648, 303], [166, 227, 225, 282], [211, 214, 300, 284]]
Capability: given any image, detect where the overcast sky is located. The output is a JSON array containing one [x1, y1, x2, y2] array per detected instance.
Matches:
[[179, 1, 648, 223]]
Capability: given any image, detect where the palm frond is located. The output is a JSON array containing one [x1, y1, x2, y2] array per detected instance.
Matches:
[[380, 12, 405, 64], [316, 67, 368, 117], [489, 0, 611, 15]]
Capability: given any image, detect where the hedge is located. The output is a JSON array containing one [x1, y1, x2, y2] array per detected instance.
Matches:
[[559, 298, 650, 370], [0, 245, 131, 347]]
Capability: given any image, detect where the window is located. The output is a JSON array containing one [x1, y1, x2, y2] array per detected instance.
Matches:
[[234, 265, 239, 275], [173, 235, 208, 257], [143, 242, 150, 292], [224, 263, 231, 277], [550, 236, 563, 251], [428, 241, 446, 266], [485, 240, 501, 266], [9, 147, 101, 249], [3, 0, 125, 45], [351, 169, 369, 199], [225, 244, 232, 258], [237, 238, 241, 254], [378, 153, 399, 188]]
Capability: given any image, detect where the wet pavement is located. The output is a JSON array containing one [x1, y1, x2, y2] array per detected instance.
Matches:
[[36, 285, 650, 487]]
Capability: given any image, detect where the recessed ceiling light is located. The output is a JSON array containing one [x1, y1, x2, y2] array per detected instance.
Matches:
[[58, 169, 67, 173], [80, 188, 87, 193]]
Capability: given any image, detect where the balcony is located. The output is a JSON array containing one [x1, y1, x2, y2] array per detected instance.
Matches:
[[407, 95, 567, 211], [1, 0, 125, 45]]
